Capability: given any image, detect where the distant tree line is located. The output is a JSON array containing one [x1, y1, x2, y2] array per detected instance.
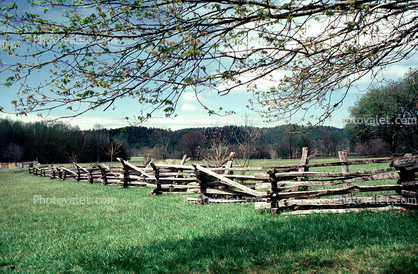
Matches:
[[0, 120, 128, 164], [7, 112, 415, 165], [0, 116, 349, 164], [108, 124, 349, 162]]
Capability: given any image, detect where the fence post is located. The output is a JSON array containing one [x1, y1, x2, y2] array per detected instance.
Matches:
[[193, 164, 209, 204], [75, 165, 80, 181], [390, 158, 418, 200], [87, 169, 92, 184], [298, 147, 309, 173], [268, 169, 278, 213], [293, 147, 310, 191], [339, 150, 349, 173], [150, 163, 161, 195], [339, 150, 350, 189], [175, 154, 189, 181], [119, 160, 129, 188], [57, 167, 61, 179], [98, 165, 108, 185], [50, 167, 56, 179], [62, 167, 67, 181]]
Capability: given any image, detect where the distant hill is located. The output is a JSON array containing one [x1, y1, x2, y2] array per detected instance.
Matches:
[[108, 124, 347, 159], [0, 117, 347, 163]]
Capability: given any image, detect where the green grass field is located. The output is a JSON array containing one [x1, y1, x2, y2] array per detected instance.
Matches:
[[129, 156, 146, 163], [1, 159, 418, 273]]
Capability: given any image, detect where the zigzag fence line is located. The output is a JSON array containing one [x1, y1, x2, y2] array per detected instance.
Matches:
[[26, 149, 418, 214], [1, 161, 38, 169]]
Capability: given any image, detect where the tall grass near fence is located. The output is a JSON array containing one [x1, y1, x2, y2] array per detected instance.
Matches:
[[1, 167, 418, 273]]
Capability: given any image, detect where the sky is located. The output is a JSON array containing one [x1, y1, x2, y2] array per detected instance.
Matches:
[[1, 60, 415, 131], [1, 1, 417, 131]]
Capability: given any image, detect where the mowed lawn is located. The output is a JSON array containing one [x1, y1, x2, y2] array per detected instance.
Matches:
[[1, 162, 418, 273]]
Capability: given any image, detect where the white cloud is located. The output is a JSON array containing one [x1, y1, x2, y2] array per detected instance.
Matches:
[[167, 114, 271, 130], [0, 113, 126, 130], [181, 103, 197, 112], [182, 91, 198, 102]]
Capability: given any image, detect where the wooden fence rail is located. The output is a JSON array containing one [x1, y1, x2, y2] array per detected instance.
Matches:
[[255, 149, 418, 215], [26, 149, 418, 214], [1, 161, 38, 169]]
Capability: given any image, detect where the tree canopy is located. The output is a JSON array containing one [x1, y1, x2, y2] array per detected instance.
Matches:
[[345, 70, 418, 155], [1, 0, 417, 125]]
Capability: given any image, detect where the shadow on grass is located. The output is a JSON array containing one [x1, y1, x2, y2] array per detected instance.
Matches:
[[72, 211, 418, 273]]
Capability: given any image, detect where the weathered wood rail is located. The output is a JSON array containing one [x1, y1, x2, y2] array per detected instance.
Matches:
[[29, 163, 101, 182], [1, 161, 38, 169], [254, 149, 418, 215], [27, 154, 271, 203], [26, 149, 418, 214], [117, 156, 198, 194]]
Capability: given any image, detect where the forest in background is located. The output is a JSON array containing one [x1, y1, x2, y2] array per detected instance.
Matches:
[[0, 118, 349, 164]]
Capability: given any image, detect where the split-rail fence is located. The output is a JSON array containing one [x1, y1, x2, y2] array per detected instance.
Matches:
[[27, 148, 418, 214]]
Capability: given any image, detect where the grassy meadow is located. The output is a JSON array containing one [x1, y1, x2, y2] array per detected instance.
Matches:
[[1, 158, 418, 273]]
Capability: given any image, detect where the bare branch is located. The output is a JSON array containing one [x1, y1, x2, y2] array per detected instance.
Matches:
[[1, 0, 417, 125]]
